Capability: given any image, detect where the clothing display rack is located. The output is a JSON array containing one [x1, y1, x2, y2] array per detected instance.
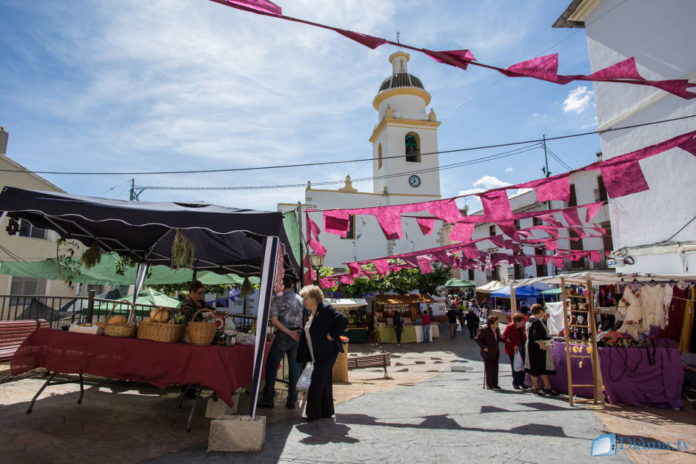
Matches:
[[560, 276, 604, 407]]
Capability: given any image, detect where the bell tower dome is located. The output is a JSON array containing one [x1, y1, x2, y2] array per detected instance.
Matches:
[[370, 52, 441, 197]]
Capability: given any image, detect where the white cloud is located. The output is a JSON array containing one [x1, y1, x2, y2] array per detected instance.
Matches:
[[563, 86, 593, 114], [505, 167, 513, 173], [458, 175, 511, 196]]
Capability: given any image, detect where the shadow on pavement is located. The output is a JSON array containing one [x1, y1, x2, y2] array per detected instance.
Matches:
[[335, 412, 582, 438], [295, 422, 359, 445]]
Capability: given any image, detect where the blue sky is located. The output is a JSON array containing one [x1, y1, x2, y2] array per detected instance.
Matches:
[[0, 0, 600, 211]]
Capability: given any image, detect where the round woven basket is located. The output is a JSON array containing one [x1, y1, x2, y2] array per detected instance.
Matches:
[[138, 320, 184, 343], [103, 312, 137, 338], [186, 308, 217, 345]]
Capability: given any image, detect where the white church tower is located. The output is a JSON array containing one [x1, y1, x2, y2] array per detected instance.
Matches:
[[370, 52, 441, 197], [278, 52, 446, 269]]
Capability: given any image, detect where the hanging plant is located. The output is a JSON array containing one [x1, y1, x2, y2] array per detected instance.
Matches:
[[171, 229, 195, 270], [5, 213, 20, 236], [114, 254, 139, 275], [81, 241, 102, 268], [56, 238, 81, 288], [240, 277, 253, 298]]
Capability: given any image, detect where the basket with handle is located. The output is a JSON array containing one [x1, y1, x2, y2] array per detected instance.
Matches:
[[103, 306, 137, 338], [186, 308, 217, 345], [138, 320, 184, 343]]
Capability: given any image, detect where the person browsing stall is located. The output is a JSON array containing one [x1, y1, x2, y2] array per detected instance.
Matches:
[[525, 304, 558, 397], [257, 276, 304, 410], [502, 313, 529, 390], [180, 281, 215, 322], [297, 285, 348, 421]]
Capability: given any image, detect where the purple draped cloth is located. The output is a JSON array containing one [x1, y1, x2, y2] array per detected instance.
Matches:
[[545, 341, 684, 409]]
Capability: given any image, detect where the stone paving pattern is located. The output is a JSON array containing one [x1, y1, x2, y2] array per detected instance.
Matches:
[[1, 327, 695, 463]]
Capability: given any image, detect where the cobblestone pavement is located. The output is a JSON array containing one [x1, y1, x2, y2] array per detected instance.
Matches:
[[147, 339, 630, 464]]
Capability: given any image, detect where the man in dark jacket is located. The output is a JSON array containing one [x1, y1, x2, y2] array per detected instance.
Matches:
[[476, 316, 502, 390], [446, 307, 459, 339], [464, 309, 480, 339]]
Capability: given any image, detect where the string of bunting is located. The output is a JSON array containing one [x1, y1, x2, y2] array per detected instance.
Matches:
[[211, 0, 696, 100]]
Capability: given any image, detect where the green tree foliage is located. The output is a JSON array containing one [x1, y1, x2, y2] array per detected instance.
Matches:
[[321, 264, 452, 297]]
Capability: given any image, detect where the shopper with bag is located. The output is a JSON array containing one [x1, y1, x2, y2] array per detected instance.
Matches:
[[257, 276, 304, 410], [296, 285, 348, 421], [501, 313, 529, 391]]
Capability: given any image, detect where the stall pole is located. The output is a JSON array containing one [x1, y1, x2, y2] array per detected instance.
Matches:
[[510, 284, 517, 314], [86, 289, 95, 323], [249, 236, 280, 419], [560, 277, 575, 406], [129, 262, 149, 323]]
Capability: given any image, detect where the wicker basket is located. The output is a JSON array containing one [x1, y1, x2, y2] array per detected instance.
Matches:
[[104, 322, 137, 338], [186, 308, 217, 345], [138, 320, 184, 343], [103, 310, 137, 338]]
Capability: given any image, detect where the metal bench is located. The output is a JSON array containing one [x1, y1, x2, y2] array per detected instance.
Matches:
[[0, 320, 49, 362], [347, 353, 391, 379]]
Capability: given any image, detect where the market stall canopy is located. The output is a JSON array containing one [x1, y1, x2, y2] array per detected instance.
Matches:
[[324, 298, 368, 309], [93, 288, 181, 312], [475, 281, 506, 293], [372, 294, 434, 304], [0, 254, 252, 286], [490, 286, 543, 298], [445, 278, 475, 288], [514, 271, 696, 287], [0, 187, 299, 276]]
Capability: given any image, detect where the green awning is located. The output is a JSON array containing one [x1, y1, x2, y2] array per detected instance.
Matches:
[[94, 288, 182, 312], [0, 253, 254, 286], [445, 278, 475, 288], [541, 288, 562, 295]]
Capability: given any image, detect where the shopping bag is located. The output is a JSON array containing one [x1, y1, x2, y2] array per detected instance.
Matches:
[[296, 363, 314, 392], [513, 350, 525, 372]]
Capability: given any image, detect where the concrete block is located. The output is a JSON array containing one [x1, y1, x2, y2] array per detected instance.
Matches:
[[208, 415, 266, 452], [205, 393, 239, 418]]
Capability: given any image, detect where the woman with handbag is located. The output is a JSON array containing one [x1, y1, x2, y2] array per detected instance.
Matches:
[[525, 304, 559, 397], [297, 285, 348, 421], [501, 313, 529, 390]]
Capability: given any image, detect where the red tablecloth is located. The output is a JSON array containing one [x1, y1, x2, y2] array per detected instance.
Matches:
[[11, 328, 268, 407]]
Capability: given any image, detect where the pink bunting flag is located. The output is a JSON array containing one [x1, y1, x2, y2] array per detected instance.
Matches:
[[339, 274, 355, 285], [585, 57, 642, 81], [424, 49, 475, 70], [600, 160, 650, 198], [416, 217, 436, 235], [489, 235, 506, 248], [562, 208, 583, 227], [534, 256, 548, 265], [306, 214, 321, 239], [589, 251, 603, 263], [319, 276, 336, 289], [307, 236, 327, 256], [462, 244, 480, 259], [552, 256, 566, 267], [347, 262, 361, 277], [372, 259, 390, 277], [449, 223, 474, 243], [324, 210, 350, 237], [431, 250, 451, 266], [210, 0, 282, 16], [498, 221, 518, 239], [334, 29, 387, 50], [502, 54, 571, 84], [375, 209, 403, 240], [585, 202, 604, 223], [480, 190, 513, 222], [533, 176, 571, 202], [678, 136, 696, 156], [417, 256, 434, 274], [428, 199, 463, 223], [545, 240, 559, 251]]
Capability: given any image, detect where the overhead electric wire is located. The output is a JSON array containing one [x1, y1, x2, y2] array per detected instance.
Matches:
[[2, 114, 695, 177], [545, 147, 574, 171], [139, 144, 542, 191]]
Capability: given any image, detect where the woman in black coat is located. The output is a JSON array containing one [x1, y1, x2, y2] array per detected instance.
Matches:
[[525, 304, 558, 397], [297, 285, 348, 421], [475, 315, 502, 390]]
